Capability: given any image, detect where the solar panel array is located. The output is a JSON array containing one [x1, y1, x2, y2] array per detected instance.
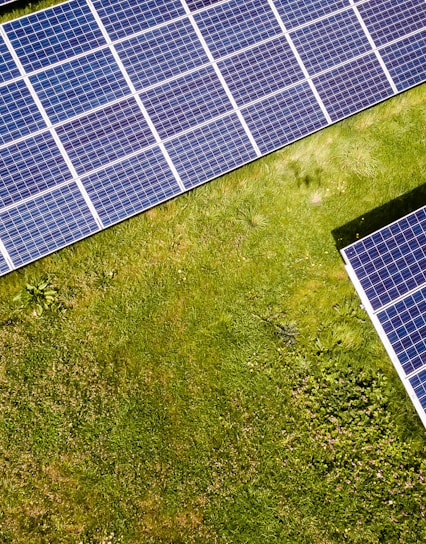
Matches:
[[342, 206, 426, 428], [1, 0, 426, 276]]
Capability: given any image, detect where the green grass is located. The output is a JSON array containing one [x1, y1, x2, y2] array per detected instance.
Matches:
[[1, 4, 426, 542]]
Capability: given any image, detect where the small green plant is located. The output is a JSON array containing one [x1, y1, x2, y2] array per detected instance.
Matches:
[[13, 277, 59, 316]]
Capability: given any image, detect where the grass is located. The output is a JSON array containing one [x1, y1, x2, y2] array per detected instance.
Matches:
[[1, 3, 426, 542]]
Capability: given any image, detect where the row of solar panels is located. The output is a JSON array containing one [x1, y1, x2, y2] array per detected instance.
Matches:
[[342, 206, 426, 428], [1, 0, 426, 277]]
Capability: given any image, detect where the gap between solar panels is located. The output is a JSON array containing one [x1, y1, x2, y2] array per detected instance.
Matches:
[[0, 0, 426, 276]]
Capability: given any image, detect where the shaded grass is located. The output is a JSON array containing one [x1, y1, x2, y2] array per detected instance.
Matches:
[[0, 3, 426, 538]]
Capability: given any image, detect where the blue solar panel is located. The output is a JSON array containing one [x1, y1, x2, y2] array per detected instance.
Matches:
[[274, 0, 348, 30], [116, 18, 209, 92], [0, 182, 99, 267], [3, 0, 106, 73], [357, 0, 426, 48], [92, 0, 185, 41], [0, 132, 73, 208], [194, 0, 281, 59], [0, 35, 20, 84], [410, 370, 426, 411], [139, 66, 233, 139], [0, 80, 46, 146], [380, 30, 426, 92], [313, 53, 394, 122], [56, 97, 156, 176], [241, 82, 327, 155], [30, 48, 129, 124], [165, 113, 257, 189], [291, 10, 371, 75], [343, 207, 426, 312], [377, 286, 426, 376], [218, 35, 304, 107], [81, 147, 182, 227], [0, 0, 425, 277], [0, 253, 10, 275]]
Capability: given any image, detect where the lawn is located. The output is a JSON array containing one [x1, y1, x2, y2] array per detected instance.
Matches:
[[1, 2, 426, 543]]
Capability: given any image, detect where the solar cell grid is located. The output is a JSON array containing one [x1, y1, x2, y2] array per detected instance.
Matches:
[[0, 34, 20, 84], [115, 18, 209, 92], [0, 79, 47, 146], [0, 182, 99, 267], [290, 10, 371, 75], [194, 0, 282, 59], [3, 0, 106, 73], [186, 0, 224, 11], [0, 132, 72, 208], [56, 96, 156, 176], [377, 286, 426, 376], [274, 0, 348, 30], [313, 53, 393, 122], [30, 48, 130, 124], [380, 30, 426, 92], [241, 81, 327, 155], [218, 35, 305, 107], [139, 65, 233, 139], [0, 253, 10, 275], [409, 370, 426, 410], [357, 0, 426, 48], [92, 0, 186, 41], [81, 146, 182, 227], [165, 113, 257, 189], [343, 207, 426, 312]]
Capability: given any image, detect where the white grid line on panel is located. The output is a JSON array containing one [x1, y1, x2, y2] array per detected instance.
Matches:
[[266, 0, 332, 124], [369, 309, 426, 428], [0, 239, 14, 270], [85, 0, 186, 192], [349, 0, 398, 94], [0, 179, 75, 215], [0, 26, 104, 230], [179, 0, 262, 158]]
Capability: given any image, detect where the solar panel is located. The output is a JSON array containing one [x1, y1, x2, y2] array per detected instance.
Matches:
[[342, 206, 426, 428], [0, 0, 425, 276]]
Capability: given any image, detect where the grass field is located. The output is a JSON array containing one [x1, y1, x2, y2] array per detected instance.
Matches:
[[1, 2, 426, 542]]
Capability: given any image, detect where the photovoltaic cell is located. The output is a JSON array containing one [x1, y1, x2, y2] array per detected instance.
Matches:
[[342, 207, 426, 312], [139, 66, 233, 139], [0, 182, 99, 267], [357, 0, 426, 48], [0, 132, 73, 208], [30, 48, 130, 124], [410, 370, 426, 410], [0, 79, 46, 146], [0, 253, 10, 275], [165, 113, 257, 189], [241, 82, 327, 155], [313, 53, 394, 122], [291, 10, 371, 75], [115, 18, 209, 92], [92, 0, 186, 41], [380, 30, 426, 92], [56, 97, 156, 176], [81, 146, 182, 227], [186, 0, 223, 11], [0, 35, 20, 84], [274, 0, 348, 30], [377, 286, 426, 376], [194, 0, 281, 59], [3, 0, 106, 73], [218, 35, 304, 107]]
